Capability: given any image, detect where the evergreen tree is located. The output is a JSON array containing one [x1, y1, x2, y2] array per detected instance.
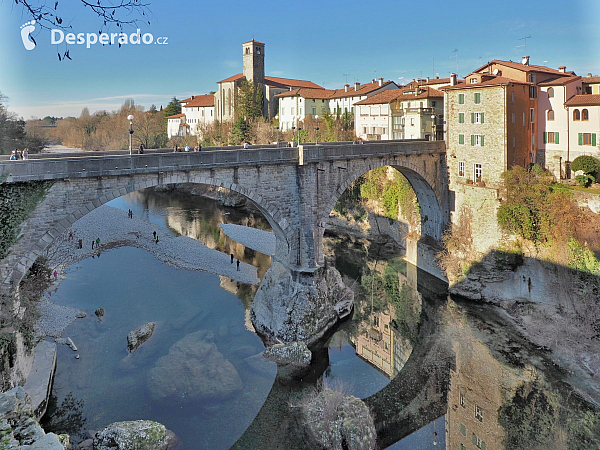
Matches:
[[235, 81, 263, 120], [163, 97, 181, 117]]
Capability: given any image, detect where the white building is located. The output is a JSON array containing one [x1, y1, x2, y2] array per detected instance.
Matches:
[[276, 88, 334, 131], [565, 94, 600, 166], [166, 113, 189, 138], [328, 79, 398, 119], [182, 94, 215, 135]]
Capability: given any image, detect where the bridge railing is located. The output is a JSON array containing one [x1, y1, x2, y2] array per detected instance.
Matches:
[[0, 147, 300, 182]]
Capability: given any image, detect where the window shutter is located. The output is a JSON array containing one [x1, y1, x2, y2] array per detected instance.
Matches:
[[544, 132, 547, 144], [471, 135, 475, 146], [593, 133, 597, 146], [472, 434, 477, 445], [471, 113, 475, 123], [459, 113, 464, 124], [579, 133, 583, 145], [481, 113, 484, 123], [459, 134, 464, 144], [555, 133, 559, 145], [481, 135, 485, 146], [481, 441, 486, 450]]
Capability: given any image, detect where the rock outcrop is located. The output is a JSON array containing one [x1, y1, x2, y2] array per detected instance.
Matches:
[[126, 322, 156, 353], [0, 386, 67, 449], [263, 341, 312, 366], [93, 420, 178, 450], [146, 330, 242, 402], [250, 261, 354, 347]]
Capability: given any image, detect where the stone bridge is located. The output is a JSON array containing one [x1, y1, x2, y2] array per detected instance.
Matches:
[[0, 140, 448, 293]]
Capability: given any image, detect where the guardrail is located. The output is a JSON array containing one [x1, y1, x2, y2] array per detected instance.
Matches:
[[0, 140, 445, 182]]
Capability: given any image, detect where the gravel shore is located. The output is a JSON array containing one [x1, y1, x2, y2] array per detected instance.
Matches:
[[37, 204, 270, 338]]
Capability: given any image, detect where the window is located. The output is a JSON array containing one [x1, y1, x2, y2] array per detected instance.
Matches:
[[475, 405, 484, 422], [458, 113, 464, 123], [579, 133, 597, 146], [545, 132, 559, 144], [529, 86, 537, 98], [460, 423, 466, 436], [547, 87, 554, 98], [458, 161, 465, 176], [322, 107, 326, 114], [474, 92, 481, 104], [432, 101, 437, 107], [291, 107, 295, 116], [363, 127, 367, 134], [459, 392, 466, 407], [461, 445, 467, 450], [583, 109, 589, 121], [299, 108, 302, 115], [474, 163, 482, 182], [573, 109, 580, 121], [513, 136, 516, 148], [410, 118, 415, 126], [547, 110, 554, 121], [472, 433, 485, 449], [281, 107, 285, 115], [531, 134, 535, 148], [512, 91, 515, 103], [471, 135, 484, 146], [523, 112, 526, 126], [472, 112, 484, 124], [459, 134, 465, 145], [512, 112, 515, 124], [530, 108, 535, 123], [373, 316, 379, 327], [458, 93, 465, 104]]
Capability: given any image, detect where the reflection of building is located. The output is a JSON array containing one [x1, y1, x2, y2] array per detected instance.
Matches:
[[356, 310, 395, 376]]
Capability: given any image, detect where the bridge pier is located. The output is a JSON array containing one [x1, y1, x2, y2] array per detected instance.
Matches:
[[405, 236, 447, 282]]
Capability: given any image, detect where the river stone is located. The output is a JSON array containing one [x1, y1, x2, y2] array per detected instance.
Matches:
[[92, 420, 175, 450], [263, 341, 312, 366], [127, 322, 156, 353], [147, 330, 242, 402], [251, 261, 354, 346]]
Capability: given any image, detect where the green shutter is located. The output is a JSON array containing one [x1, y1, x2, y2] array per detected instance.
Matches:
[[459, 134, 464, 144], [555, 133, 560, 144], [460, 423, 466, 436], [459, 94, 464, 104], [481, 113, 484, 123], [459, 113, 464, 123], [579, 133, 583, 145], [544, 132, 547, 144], [471, 135, 475, 146], [481, 441, 486, 450], [593, 133, 597, 146], [472, 434, 477, 445], [471, 113, 475, 123], [481, 135, 485, 146]]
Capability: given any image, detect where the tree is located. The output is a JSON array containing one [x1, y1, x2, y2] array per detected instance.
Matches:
[[235, 81, 263, 120], [163, 97, 181, 118]]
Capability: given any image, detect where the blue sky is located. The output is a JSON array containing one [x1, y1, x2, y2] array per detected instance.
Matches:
[[1, 0, 598, 119]]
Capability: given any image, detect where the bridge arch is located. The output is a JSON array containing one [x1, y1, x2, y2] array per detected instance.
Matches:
[[321, 158, 445, 243]]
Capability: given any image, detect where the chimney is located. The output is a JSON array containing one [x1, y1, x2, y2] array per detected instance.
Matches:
[[344, 84, 349, 93], [372, 79, 375, 83], [378, 77, 383, 87], [427, 77, 430, 82], [191, 96, 195, 99], [450, 73, 457, 86], [559, 66, 566, 73], [521, 55, 530, 65], [354, 82, 360, 91], [588, 73, 593, 77]]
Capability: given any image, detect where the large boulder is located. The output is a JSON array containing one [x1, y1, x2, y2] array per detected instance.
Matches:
[[127, 322, 156, 353], [263, 341, 312, 366], [92, 420, 177, 450], [251, 261, 354, 346], [147, 330, 242, 402]]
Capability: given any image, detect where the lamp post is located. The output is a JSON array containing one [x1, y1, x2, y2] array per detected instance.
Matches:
[[315, 115, 319, 144], [291, 116, 296, 147], [127, 114, 134, 155]]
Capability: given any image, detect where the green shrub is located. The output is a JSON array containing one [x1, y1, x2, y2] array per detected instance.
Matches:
[[576, 174, 595, 187], [571, 155, 600, 177]]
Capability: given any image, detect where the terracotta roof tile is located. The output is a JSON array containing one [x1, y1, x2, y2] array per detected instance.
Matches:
[[166, 113, 186, 119], [328, 80, 397, 99], [243, 39, 264, 45], [565, 94, 600, 106], [265, 76, 323, 89], [440, 76, 530, 90], [354, 86, 443, 105], [218, 73, 245, 83], [583, 76, 600, 84], [474, 59, 575, 76], [538, 76, 581, 86], [182, 94, 215, 108], [275, 88, 335, 99]]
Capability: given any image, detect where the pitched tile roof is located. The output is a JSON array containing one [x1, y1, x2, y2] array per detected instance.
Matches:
[[474, 60, 575, 76], [182, 94, 215, 108], [166, 113, 186, 119], [265, 76, 323, 89], [439, 76, 530, 90], [328, 80, 397, 99], [354, 87, 443, 105], [218, 73, 245, 83], [538, 76, 581, 86], [275, 88, 335, 99], [583, 76, 600, 84], [179, 97, 192, 104], [565, 94, 600, 106], [243, 39, 264, 45]]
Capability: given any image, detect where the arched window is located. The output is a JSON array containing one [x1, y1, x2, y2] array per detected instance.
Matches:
[[582, 109, 589, 121], [547, 87, 554, 98], [573, 109, 581, 121], [547, 110, 554, 121]]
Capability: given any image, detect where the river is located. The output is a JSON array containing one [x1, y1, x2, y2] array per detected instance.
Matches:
[[42, 186, 600, 449]]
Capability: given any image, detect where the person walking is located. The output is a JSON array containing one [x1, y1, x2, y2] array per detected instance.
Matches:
[[236, 260, 240, 271], [184, 144, 190, 152], [22, 148, 28, 160], [139, 144, 144, 154], [230, 253, 234, 264], [78, 238, 83, 249], [153, 231, 157, 239], [155, 235, 159, 244], [91, 240, 94, 249], [96, 237, 101, 248], [10, 151, 16, 160]]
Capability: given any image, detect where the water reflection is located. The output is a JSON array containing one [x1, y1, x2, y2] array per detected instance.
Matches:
[[44, 186, 600, 449]]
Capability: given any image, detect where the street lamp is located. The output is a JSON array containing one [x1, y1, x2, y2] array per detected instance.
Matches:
[[315, 115, 319, 144], [127, 114, 134, 155], [291, 116, 296, 146]]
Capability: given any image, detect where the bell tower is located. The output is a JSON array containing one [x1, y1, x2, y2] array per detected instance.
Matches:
[[242, 39, 265, 86]]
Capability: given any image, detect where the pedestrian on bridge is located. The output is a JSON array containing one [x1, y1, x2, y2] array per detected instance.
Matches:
[[236, 259, 240, 271], [96, 237, 101, 248], [139, 144, 144, 155], [22, 148, 28, 160]]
